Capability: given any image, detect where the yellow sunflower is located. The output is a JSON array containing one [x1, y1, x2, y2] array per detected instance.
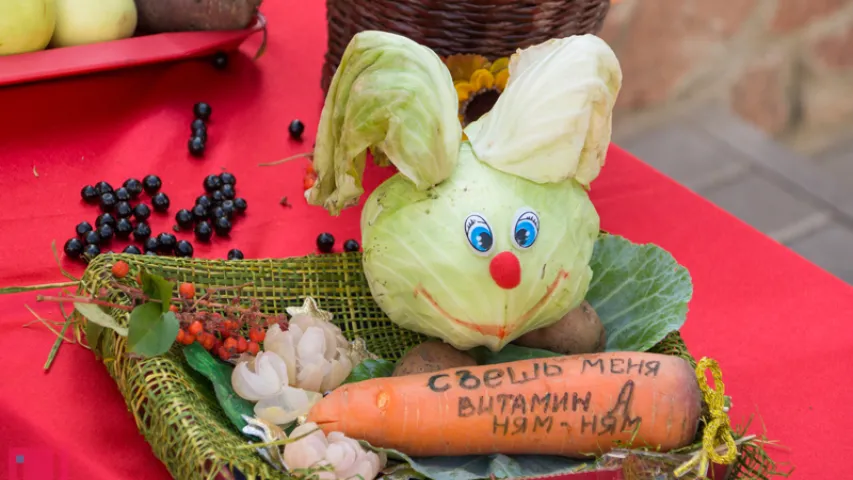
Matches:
[[443, 54, 510, 128]]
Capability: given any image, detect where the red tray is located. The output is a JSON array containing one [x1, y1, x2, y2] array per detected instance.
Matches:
[[0, 19, 265, 88]]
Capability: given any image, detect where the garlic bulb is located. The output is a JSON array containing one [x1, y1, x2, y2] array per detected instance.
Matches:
[[264, 298, 355, 393], [284, 422, 386, 480], [231, 351, 322, 426]]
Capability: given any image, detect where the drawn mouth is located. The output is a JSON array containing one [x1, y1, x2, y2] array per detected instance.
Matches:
[[413, 269, 570, 340]]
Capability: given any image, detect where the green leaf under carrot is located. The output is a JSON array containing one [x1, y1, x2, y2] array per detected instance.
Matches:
[[183, 342, 255, 432], [341, 358, 395, 385]]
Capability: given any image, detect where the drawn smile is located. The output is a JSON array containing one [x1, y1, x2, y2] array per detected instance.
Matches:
[[413, 269, 570, 340]]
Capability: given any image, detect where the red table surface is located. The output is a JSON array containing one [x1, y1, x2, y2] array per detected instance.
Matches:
[[1, 2, 852, 479]]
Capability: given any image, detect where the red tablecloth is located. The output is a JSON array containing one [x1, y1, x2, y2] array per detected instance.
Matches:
[[2, 2, 852, 479]]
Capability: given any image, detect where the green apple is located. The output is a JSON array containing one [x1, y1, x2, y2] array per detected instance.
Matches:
[[51, 0, 137, 48], [0, 0, 57, 56]]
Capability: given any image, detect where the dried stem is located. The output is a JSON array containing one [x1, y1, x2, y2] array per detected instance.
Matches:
[[23, 305, 75, 343], [0, 281, 80, 295], [36, 295, 133, 312], [258, 152, 313, 167]]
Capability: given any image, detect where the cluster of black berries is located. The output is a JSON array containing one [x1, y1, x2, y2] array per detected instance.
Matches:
[[174, 172, 247, 257], [188, 103, 212, 157], [64, 175, 193, 261], [316, 232, 360, 254]]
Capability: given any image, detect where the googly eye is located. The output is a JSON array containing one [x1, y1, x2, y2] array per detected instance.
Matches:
[[512, 209, 539, 249], [464, 214, 494, 255]]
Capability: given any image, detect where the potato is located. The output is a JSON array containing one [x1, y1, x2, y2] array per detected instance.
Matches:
[[133, 0, 262, 33], [514, 301, 606, 354], [393, 340, 477, 377]]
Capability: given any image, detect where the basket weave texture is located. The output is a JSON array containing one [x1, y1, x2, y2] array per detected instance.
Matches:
[[322, 0, 611, 91], [79, 251, 698, 480]]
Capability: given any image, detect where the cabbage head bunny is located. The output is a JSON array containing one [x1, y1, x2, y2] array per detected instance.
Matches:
[[307, 31, 622, 352]]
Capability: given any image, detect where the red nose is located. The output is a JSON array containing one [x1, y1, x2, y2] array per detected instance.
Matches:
[[490, 251, 521, 289]]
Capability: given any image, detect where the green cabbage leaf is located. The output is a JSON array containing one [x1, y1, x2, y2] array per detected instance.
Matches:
[[308, 30, 462, 215]]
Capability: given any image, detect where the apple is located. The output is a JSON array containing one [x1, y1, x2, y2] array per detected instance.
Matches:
[[51, 0, 137, 48], [0, 0, 57, 56]]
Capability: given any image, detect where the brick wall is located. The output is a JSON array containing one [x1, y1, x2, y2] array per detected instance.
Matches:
[[600, 0, 853, 154]]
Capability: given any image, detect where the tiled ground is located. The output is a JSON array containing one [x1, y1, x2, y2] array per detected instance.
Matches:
[[616, 103, 853, 285]]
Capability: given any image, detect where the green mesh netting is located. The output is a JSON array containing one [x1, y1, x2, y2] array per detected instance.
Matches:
[[73, 252, 766, 480]]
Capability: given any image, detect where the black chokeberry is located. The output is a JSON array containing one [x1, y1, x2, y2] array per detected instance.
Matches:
[[84, 243, 101, 259], [343, 239, 360, 253], [133, 222, 152, 241], [75, 221, 93, 238], [114, 187, 131, 202], [99, 192, 117, 212], [227, 248, 244, 260], [133, 203, 151, 221], [83, 230, 101, 246], [289, 119, 305, 140], [194, 221, 213, 242], [123, 178, 143, 198], [144, 237, 160, 253], [196, 195, 212, 209], [212, 51, 228, 70], [191, 204, 208, 223], [194, 102, 212, 121], [191, 118, 206, 132], [214, 216, 232, 237], [220, 183, 235, 200], [95, 181, 114, 195], [210, 206, 229, 220], [157, 233, 177, 253], [203, 174, 222, 192], [115, 201, 133, 218], [193, 128, 208, 142], [219, 172, 236, 186], [175, 209, 194, 229], [220, 199, 235, 218], [122, 245, 142, 254], [152, 192, 170, 212], [188, 137, 205, 157], [316, 233, 335, 253], [175, 240, 194, 257], [98, 224, 114, 242], [115, 218, 133, 239], [64, 238, 84, 258], [233, 198, 247, 214], [211, 189, 225, 203], [81, 185, 99, 203], [95, 213, 117, 228], [142, 175, 162, 195]]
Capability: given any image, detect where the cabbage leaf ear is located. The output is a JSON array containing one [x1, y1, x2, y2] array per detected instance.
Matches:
[[463, 35, 622, 187], [307, 31, 462, 216]]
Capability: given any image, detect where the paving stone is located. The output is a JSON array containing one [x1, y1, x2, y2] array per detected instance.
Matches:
[[619, 123, 750, 191], [702, 173, 829, 239], [789, 222, 853, 284], [816, 138, 853, 185], [692, 104, 853, 222]]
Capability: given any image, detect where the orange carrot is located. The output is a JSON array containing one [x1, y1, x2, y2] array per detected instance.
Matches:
[[307, 351, 702, 458]]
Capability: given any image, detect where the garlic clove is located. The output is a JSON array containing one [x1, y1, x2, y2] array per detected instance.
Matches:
[[254, 387, 322, 426]]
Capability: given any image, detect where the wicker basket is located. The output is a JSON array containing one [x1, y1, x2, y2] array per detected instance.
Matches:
[[74, 251, 715, 480], [70, 250, 789, 480], [322, 0, 612, 91]]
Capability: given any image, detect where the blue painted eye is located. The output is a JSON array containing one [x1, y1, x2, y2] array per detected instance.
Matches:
[[512, 209, 539, 249], [464, 214, 494, 254]]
